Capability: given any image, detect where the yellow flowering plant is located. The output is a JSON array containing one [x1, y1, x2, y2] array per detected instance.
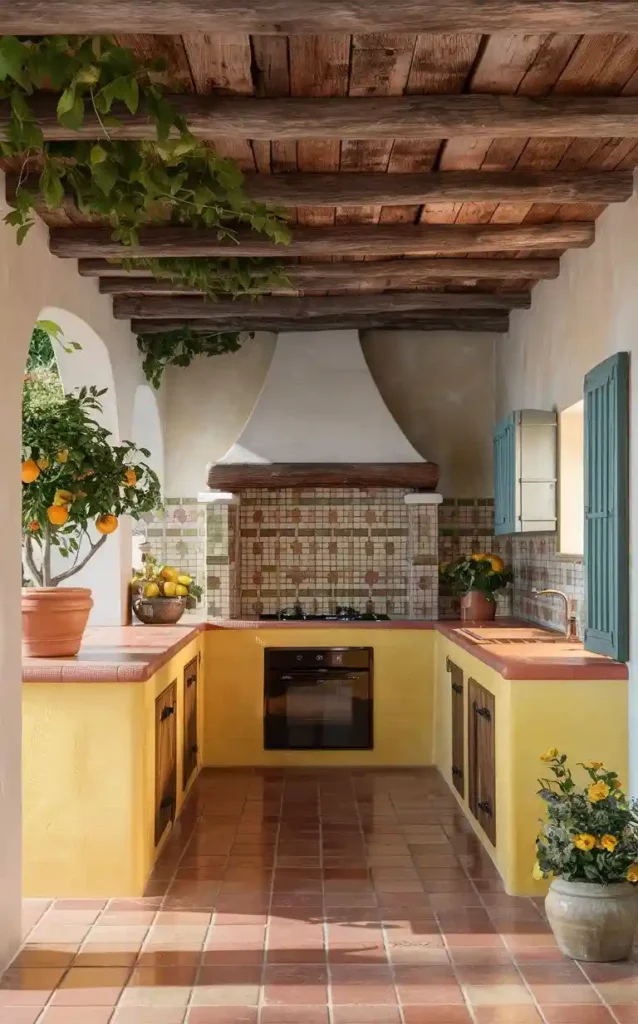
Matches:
[[535, 752, 638, 884]]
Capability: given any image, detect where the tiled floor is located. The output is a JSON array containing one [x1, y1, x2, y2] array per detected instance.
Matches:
[[5, 769, 637, 1023]]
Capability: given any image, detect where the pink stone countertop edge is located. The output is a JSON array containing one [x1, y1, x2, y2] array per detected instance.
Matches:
[[22, 618, 628, 683]]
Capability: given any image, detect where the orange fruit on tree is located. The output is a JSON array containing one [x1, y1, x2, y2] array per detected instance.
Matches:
[[96, 514, 118, 535], [124, 468, 137, 487], [28, 520, 40, 532], [21, 459, 40, 483], [55, 449, 69, 463], [36, 456, 50, 471], [47, 505, 69, 526], [54, 489, 74, 506]]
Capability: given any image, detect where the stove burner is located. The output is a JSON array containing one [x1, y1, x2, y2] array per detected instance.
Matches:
[[259, 604, 390, 622]]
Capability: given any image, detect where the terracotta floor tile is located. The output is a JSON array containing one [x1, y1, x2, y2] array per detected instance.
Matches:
[[472, 1010, 544, 1023], [50, 966, 131, 1005], [401, 1009, 473, 1023], [540, 1008, 616, 1023], [112, 1010, 187, 1023], [0, 1011, 42, 1024], [0, 968, 66, 1006], [186, 1010, 258, 1024], [38, 1009, 114, 1023]]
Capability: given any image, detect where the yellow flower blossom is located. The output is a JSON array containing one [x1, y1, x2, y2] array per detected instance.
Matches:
[[585, 761, 604, 770], [588, 781, 611, 803], [627, 864, 638, 883], [532, 860, 546, 881], [573, 833, 596, 852], [597, 835, 618, 852], [540, 748, 559, 762]]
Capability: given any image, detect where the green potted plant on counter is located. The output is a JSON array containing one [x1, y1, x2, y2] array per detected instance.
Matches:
[[535, 751, 638, 962], [439, 553, 512, 621], [22, 376, 161, 656], [131, 555, 203, 624]]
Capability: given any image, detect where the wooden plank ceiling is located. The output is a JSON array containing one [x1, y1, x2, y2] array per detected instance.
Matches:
[[9, 26, 638, 333]]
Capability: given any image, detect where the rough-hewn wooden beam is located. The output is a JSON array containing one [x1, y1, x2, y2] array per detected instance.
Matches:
[[3, 1, 638, 36], [132, 314, 511, 334], [207, 462, 440, 492], [7, 95, 638, 140], [8, 171, 632, 212], [50, 223, 594, 259], [86, 257, 560, 287], [113, 291, 530, 321]]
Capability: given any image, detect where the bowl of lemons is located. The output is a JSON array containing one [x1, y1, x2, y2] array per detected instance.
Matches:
[[132, 557, 203, 624]]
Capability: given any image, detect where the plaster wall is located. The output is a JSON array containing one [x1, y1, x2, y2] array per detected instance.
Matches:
[[163, 329, 496, 498], [496, 175, 638, 792]]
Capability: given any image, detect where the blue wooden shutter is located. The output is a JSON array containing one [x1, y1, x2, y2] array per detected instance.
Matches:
[[494, 415, 515, 535], [584, 351, 630, 662]]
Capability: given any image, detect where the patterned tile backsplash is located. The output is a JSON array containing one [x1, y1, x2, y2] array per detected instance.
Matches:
[[136, 493, 583, 628]]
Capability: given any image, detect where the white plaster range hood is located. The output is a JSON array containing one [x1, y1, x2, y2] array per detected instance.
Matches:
[[207, 329, 439, 490]]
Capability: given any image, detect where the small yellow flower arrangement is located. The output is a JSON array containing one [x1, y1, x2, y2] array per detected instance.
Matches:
[[535, 752, 638, 884]]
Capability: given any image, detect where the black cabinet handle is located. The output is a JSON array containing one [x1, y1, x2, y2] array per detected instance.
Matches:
[[477, 800, 492, 816], [186, 675, 196, 687], [452, 682, 463, 694], [474, 704, 492, 720], [160, 705, 175, 721], [452, 765, 463, 778], [191, 744, 198, 754]]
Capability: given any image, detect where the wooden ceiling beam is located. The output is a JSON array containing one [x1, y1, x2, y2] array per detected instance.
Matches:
[[8, 171, 632, 211], [3, 1, 638, 35], [131, 314, 511, 334], [113, 291, 530, 321], [8, 95, 638, 141], [50, 223, 594, 259]]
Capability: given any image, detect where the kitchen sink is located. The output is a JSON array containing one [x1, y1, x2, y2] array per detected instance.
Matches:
[[455, 626, 572, 645]]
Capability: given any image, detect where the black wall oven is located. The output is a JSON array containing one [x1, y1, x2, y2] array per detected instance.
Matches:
[[264, 647, 373, 750]]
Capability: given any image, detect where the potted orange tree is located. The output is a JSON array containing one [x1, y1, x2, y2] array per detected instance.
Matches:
[[439, 553, 512, 621], [22, 369, 161, 656]]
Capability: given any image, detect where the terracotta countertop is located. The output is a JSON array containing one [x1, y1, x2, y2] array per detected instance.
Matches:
[[22, 618, 628, 683]]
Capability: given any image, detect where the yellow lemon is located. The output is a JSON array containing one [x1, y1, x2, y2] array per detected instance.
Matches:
[[124, 468, 137, 487], [144, 582, 160, 598], [160, 567, 179, 583], [36, 456, 50, 471], [175, 584, 188, 597], [96, 514, 118, 535], [177, 574, 192, 586], [47, 504, 69, 526], [21, 459, 40, 483], [56, 449, 69, 463], [163, 581, 177, 597], [54, 489, 74, 506]]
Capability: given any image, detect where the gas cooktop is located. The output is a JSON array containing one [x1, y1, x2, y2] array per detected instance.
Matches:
[[259, 605, 390, 622]]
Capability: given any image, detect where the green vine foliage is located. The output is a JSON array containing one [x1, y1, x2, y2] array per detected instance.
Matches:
[[0, 35, 291, 380], [137, 327, 249, 389]]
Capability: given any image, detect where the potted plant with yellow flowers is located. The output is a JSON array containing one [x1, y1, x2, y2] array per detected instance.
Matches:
[[535, 750, 638, 962], [439, 553, 512, 621], [22, 374, 161, 656]]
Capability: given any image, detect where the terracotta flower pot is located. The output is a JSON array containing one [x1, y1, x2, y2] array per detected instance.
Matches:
[[460, 590, 496, 621], [22, 587, 93, 658], [546, 879, 638, 962], [132, 596, 186, 625]]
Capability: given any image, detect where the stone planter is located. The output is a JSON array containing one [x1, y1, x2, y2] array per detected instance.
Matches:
[[22, 587, 93, 657], [132, 596, 186, 625], [460, 590, 496, 622], [546, 878, 638, 962]]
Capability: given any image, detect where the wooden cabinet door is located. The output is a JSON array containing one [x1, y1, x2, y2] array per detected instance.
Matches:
[[446, 657, 465, 798], [155, 681, 177, 845], [183, 656, 199, 790], [468, 678, 496, 846]]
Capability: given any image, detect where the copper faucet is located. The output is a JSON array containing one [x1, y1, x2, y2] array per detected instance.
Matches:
[[532, 588, 579, 641]]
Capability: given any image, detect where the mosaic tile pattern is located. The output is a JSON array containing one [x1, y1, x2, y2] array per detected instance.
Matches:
[[512, 535, 585, 636], [13, 767, 624, 1023], [438, 499, 513, 620], [407, 504, 439, 620], [134, 500, 207, 622], [238, 488, 438, 619]]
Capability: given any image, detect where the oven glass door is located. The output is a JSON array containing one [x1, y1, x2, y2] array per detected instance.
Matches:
[[265, 670, 372, 750]]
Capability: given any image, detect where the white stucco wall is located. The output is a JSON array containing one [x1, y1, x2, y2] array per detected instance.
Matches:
[[1, 173, 162, 966], [496, 174, 638, 792], [163, 328, 496, 497]]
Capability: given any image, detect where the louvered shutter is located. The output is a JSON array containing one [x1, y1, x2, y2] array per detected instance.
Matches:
[[584, 352, 630, 662], [494, 415, 515, 535]]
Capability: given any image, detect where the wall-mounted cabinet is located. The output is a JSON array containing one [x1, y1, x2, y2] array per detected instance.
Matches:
[[494, 410, 557, 535]]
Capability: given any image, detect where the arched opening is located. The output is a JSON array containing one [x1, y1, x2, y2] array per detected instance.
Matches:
[[23, 310, 124, 624]]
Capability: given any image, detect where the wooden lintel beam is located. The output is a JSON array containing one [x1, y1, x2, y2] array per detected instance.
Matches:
[[3, 2, 638, 36], [113, 291, 529, 321], [131, 315, 511, 334], [86, 257, 560, 287], [7, 95, 638, 140], [50, 223, 594, 259]]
